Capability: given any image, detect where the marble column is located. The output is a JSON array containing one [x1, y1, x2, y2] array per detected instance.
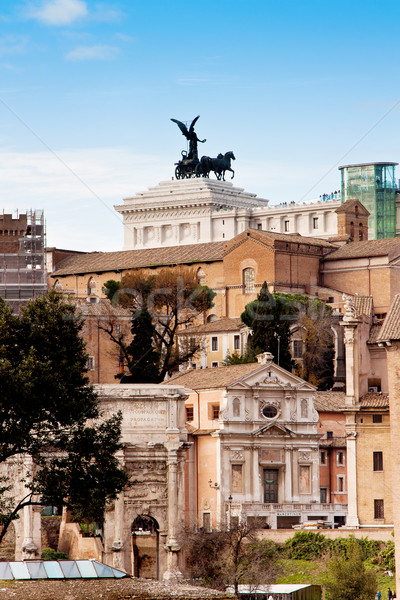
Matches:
[[111, 450, 126, 570], [163, 451, 183, 583], [22, 456, 38, 559]]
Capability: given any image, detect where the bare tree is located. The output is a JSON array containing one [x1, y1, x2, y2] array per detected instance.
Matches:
[[181, 521, 280, 596]]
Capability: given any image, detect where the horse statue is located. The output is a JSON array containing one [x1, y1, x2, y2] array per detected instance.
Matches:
[[197, 151, 236, 180]]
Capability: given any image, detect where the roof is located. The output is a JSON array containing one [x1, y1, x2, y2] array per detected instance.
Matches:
[[339, 162, 398, 169], [323, 238, 400, 261], [313, 392, 346, 412], [359, 392, 389, 408], [180, 317, 246, 334], [227, 584, 317, 595], [377, 294, 400, 342], [51, 241, 226, 276], [167, 363, 262, 389], [0, 560, 127, 580], [353, 296, 373, 319], [335, 199, 370, 216], [226, 228, 336, 251], [368, 322, 383, 344]]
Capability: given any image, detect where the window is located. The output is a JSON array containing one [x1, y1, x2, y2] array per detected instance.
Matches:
[[373, 414, 383, 423], [243, 268, 255, 294], [234, 335, 240, 351], [327, 431, 333, 439], [257, 223, 262, 230], [208, 404, 220, 420], [320, 488, 328, 503], [320, 451, 327, 465], [313, 217, 319, 229], [185, 406, 194, 422], [373, 451, 383, 471], [87, 356, 95, 371], [337, 475, 345, 492], [337, 451, 345, 466], [189, 337, 197, 352], [115, 324, 121, 336], [262, 405, 278, 419], [359, 223, 363, 241], [284, 220, 290, 232], [293, 340, 303, 358], [211, 336, 218, 351], [374, 499, 384, 519], [211, 361, 219, 368]]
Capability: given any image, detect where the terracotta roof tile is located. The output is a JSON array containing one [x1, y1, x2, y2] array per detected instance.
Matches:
[[180, 317, 246, 334], [166, 363, 262, 389], [359, 392, 389, 408], [51, 242, 226, 276], [377, 295, 400, 342], [353, 296, 373, 319], [368, 323, 383, 344], [313, 392, 346, 412], [323, 237, 400, 261]]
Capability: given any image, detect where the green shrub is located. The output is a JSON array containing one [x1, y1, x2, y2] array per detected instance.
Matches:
[[41, 548, 68, 560], [285, 531, 329, 559], [380, 540, 395, 572]]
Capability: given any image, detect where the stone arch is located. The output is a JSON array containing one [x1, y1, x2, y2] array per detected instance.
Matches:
[[131, 515, 160, 579], [53, 279, 63, 293], [207, 313, 218, 323]]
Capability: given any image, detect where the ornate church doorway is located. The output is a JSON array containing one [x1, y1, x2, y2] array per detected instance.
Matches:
[[131, 515, 159, 579], [263, 469, 279, 503]]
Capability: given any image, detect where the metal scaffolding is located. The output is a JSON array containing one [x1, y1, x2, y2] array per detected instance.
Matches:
[[0, 210, 47, 309]]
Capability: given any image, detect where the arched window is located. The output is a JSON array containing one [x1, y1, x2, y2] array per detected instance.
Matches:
[[359, 223, 363, 241], [207, 314, 218, 323], [54, 279, 63, 293], [350, 221, 354, 239], [87, 277, 97, 296], [197, 267, 206, 286], [243, 268, 255, 294]]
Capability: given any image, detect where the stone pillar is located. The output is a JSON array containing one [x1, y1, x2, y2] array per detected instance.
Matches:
[[111, 449, 125, 570], [341, 295, 361, 528], [163, 450, 183, 583], [22, 456, 39, 559]]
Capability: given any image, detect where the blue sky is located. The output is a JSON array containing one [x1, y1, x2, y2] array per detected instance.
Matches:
[[1, 0, 400, 250]]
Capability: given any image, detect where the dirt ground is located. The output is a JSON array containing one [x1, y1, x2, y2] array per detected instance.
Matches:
[[0, 577, 230, 600]]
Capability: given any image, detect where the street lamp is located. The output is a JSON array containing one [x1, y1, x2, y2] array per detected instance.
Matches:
[[228, 495, 232, 530]]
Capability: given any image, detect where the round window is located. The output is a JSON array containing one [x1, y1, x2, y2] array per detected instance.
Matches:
[[262, 405, 278, 419]]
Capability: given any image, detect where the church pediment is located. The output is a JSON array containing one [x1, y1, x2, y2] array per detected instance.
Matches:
[[228, 362, 315, 392], [252, 422, 295, 437]]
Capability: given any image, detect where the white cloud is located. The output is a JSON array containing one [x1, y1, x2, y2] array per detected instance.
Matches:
[[65, 44, 119, 60], [0, 35, 29, 57], [27, 0, 88, 26]]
